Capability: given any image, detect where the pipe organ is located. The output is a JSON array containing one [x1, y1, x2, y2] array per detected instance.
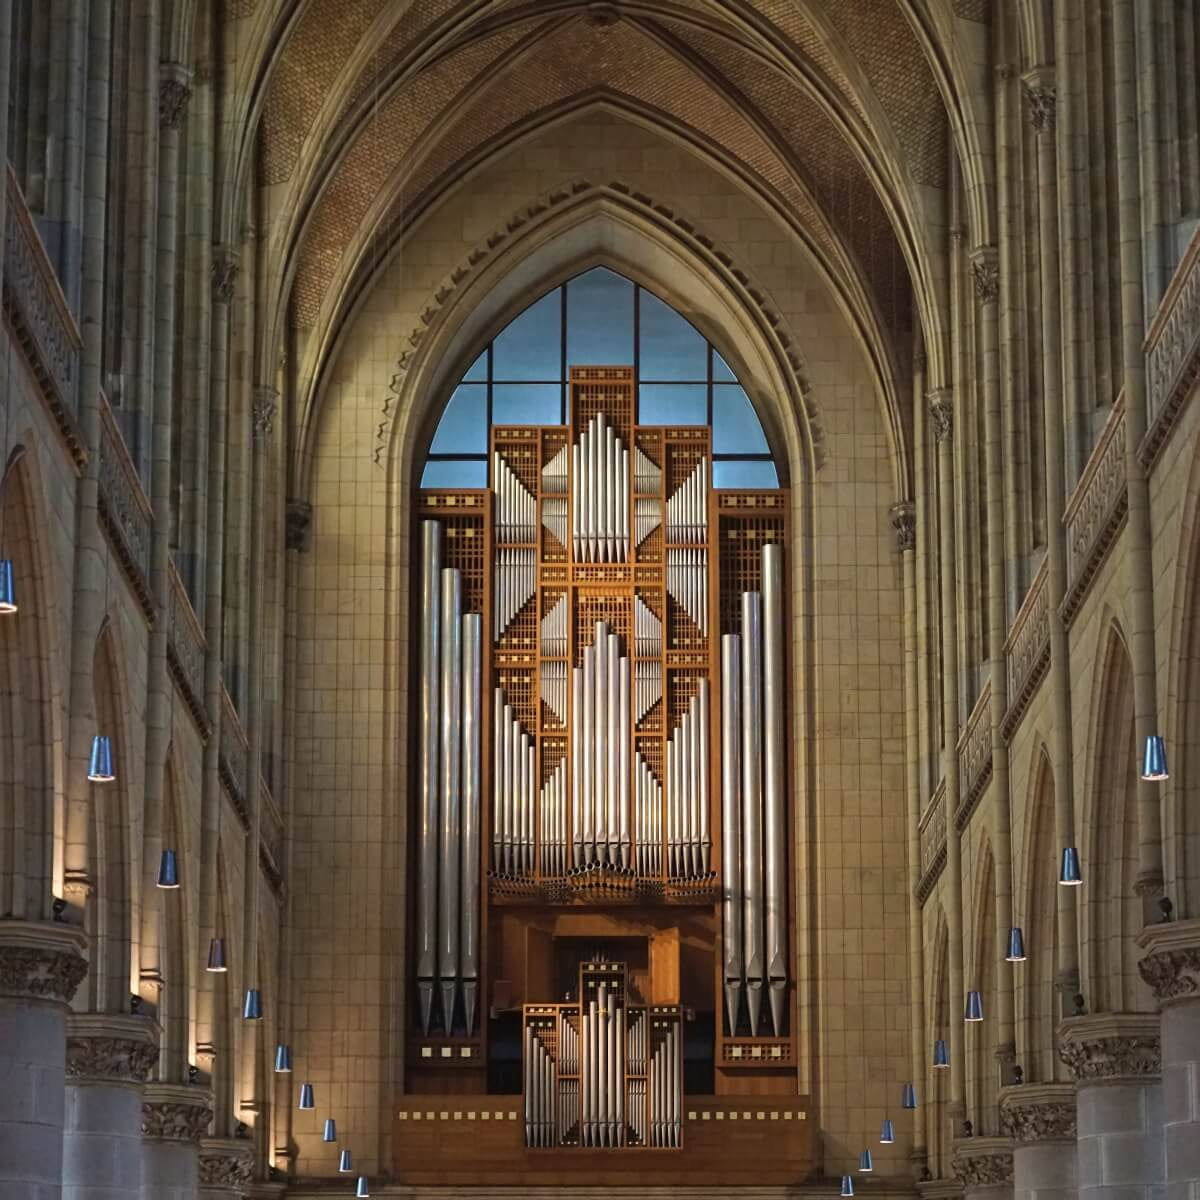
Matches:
[[411, 367, 794, 1152]]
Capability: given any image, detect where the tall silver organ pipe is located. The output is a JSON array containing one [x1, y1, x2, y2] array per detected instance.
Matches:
[[570, 622, 633, 869], [649, 1016, 682, 1147], [721, 634, 744, 1034], [666, 547, 708, 634], [492, 694, 536, 876], [494, 451, 535, 543], [741, 590, 765, 1034], [634, 498, 661, 548], [460, 614, 482, 1035], [494, 547, 536, 641], [762, 544, 788, 1035], [539, 758, 567, 875], [635, 753, 663, 877], [437, 569, 463, 1034], [541, 446, 569, 549], [666, 683, 710, 878], [572, 412, 630, 562], [633, 445, 661, 494], [541, 660, 567, 726], [665, 456, 708, 543], [417, 522, 442, 1034], [541, 593, 568, 657]]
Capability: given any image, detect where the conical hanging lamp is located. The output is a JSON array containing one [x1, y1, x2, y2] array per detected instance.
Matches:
[[1141, 734, 1168, 781], [1006, 927, 1026, 962], [858, 1149, 873, 1172], [242, 988, 263, 1020], [323, 1117, 336, 1142], [880, 1118, 895, 1144], [1059, 846, 1082, 885], [274, 1044, 292, 1073], [965, 990, 984, 1022], [933, 1037, 949, 1067], [840, 1175, 854, 1197], [88, 734, 115, 782], [298, 1082, 314, 1110], [356, 1178, 370, 1199], [339, 1149, 353, 1173], [0, 559, 15, 614], [206, 937, 227, 972], [156, 849, 180, 889]]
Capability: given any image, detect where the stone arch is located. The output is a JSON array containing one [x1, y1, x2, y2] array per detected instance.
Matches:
[[88, 618, 135, 1013], [0, 443, 60, 922], [966, 835, 996, 1133], [1080, 622, 1144, 1014]]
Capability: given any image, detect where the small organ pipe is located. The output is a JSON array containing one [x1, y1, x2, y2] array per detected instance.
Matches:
[[417, 522, 441, 1034], [762, 544, 788, 1035], [742, 591, 765, 1033], [721, 634, 744, 1034], [699, 677, 711, 874], [583, 644, 594, 864], [437, 568, 463, 1034], [619, 656, 631, 867], [460, 614, 482, 1035], [606, 632, 619, 863], [572, 666, 583, 868]]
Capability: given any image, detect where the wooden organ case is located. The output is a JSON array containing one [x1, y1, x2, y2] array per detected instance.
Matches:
[[400, 368, 813, 1186]]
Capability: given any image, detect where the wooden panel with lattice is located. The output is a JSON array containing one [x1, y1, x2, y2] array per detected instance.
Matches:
[[439, 514, 488, 616], [568, 366, 634, 442], [717, 507, 787, 637]]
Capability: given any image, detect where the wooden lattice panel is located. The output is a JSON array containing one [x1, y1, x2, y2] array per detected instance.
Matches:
[[496, 665, 537, 734], [718, 508, 786, 636], [441, 515, 487, 615], [492, 428, 541, 496], [569, 366, 635, 442], [574, 591, 633, 663]]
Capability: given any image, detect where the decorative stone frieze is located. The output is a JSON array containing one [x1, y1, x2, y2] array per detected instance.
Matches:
[[0, 920, 89, 1003], [1137, 916, 1200, 1006], [199, 1137, 254, 1188], [66, 1012, 160, 1084], [142, 1082, 214, 1141], [927, 388, 954, 442], [952, 1136, 1014, 1187], [890, 501, 916, 552], [1057, 1013, 1161, 1082], [999, 1082, 1076, 1142]]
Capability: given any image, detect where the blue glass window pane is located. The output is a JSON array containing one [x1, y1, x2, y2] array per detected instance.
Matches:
[[462, 351, 487, 382], [712, 459, 778, 489], [493, 384, 562, 425], [712, 352, 737, 382], [422, 458, 488, 488], [639, 290, 706, 380], [493, 291, 562, 381], [638, 383, 707, 426], [713, 385, 769, 453], [429, 384, 487, 453], [566, 268, 634, 366]]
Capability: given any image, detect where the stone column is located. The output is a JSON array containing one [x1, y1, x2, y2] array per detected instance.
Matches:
[[198, 1137, 253, 1200], [999, 1082, 1077, 1200], [953, 1136, 1015, 1200], [1059, 1014, 1163, 1199], [63, 1014, 159, 1200], [141, 1083, 214, 1200], [0, 921, 89, 1200], [1138, 918, 1200, 1198]]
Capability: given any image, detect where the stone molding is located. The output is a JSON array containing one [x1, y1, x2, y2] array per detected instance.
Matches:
[[1137, 917, 1200, 1007], [1057, 1013, 1161, 1082], [0, 920, 89, 1004], [143, 1082, 214, 1141], [890, 500, 916, 552], [952, 1136, 1014, 1187], [66, 1012, 160, 1085], [198, 1137, 254, 1188], [927, 387, 953, 441], [998, 1082, 1076, 1142]]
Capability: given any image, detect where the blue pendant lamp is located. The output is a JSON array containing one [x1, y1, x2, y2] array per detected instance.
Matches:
[[156, 850, 180, 889], [965, 990, 984, 1022], [859, 1149, 874, 1172], [1006, 927, 1027, 962], [880, 1118, 896, 1143], [298, 1082, 314, 1110], [274, 1044, 292, 1073], [356, 1178, 370, 1199], [242, 988, 263, 1020], [0, 560, 16, 614], [840, 1175, 855, 1197], [323, 1117, 337, 1142], [933, 1037, 949, 1068], [206, 938, 227, 972], [339, 1149, 353, 1173], [88, 735, 115, 782], [1059, 847, 1082, 885], [902, 1081, 917, 1109], [1142, 735, 1168, 781]]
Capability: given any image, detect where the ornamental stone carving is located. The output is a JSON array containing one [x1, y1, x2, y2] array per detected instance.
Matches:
[[0, 922, 89, 1003], [66, 1017, 159, 1084], [285, 500, 313, 551], [1023, 80, 1057, 133], [1137, 917, 1200, 1005], [952, 1138, 1014, 1187], [252, 387, 278, 438], [999, 1084, 1077, 1143], [199, 1138, 254, 1187], [970, 249, 1000, 305], [927, 389, 954, 442], [890, 501, 916, 552], [1058, 1014, 1161, 1081], [159, 66, 193, 129], [143, 1083, 214, 1141], [212, 251, 240, 304]]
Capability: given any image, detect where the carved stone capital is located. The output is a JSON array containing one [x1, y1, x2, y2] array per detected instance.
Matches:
[[159, 63, 194, 130], [252, 387, 278, 439], [999, 1082, 1076, 1143], [927, 388, 954, 442], [285, 500, 312, 551], [142, 1082, 214, 1141], [1022, 68, 1056, 133], [198, 1137, 254, 1188], [0, 920, 89, 1004], [66, 1013, 160, 1085], [1057, 1013, 1161, 1082], [890, 500, 916, 552], [1137, 917, 1200, 1007], [952, 1136, 1014, 1187], [970, 247, 1000, 305], [212, 249, 241, 304]]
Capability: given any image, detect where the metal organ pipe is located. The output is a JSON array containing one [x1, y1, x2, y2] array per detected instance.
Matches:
[[572, 413, 631, 563], [762, 544, 788, 1035], [417, 522, 442, 1035], [741, 590, 765, 1034], [666, 686, 710, 878], [437, 568, 463, 1034], [721, 634, 744, 1034], [460, 614, 482, 1035]]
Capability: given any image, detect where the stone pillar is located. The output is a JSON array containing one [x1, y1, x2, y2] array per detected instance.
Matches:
[[198, 1137, 253, 1200], [1000, 1083, 1077, 1200], [1059, 1014, 1163, 1199], [63, 1014, 159, 1200], [141, 1082, 214, 1200], [0, 921, 89, 1200], [953, 1136, 1015, 1200], [1138, 918, 1200, 1199]]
